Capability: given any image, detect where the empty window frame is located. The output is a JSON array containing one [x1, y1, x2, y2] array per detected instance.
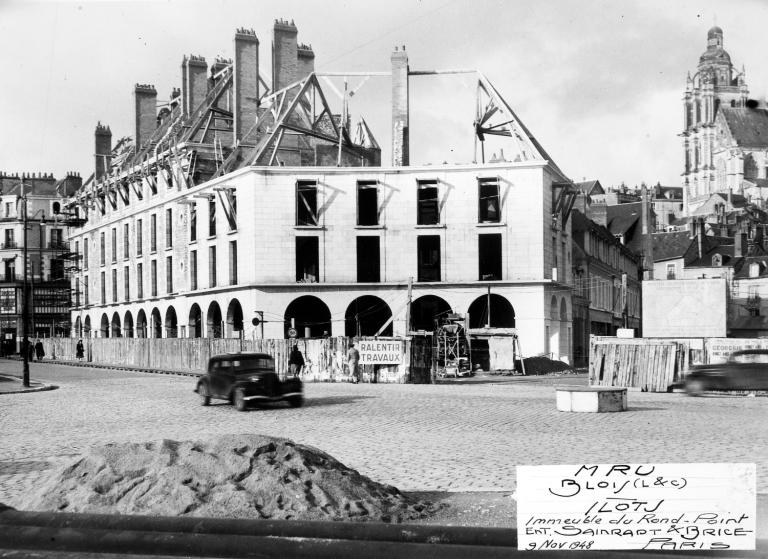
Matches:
[[190, 204, 197, 242], [112, 270, 118, 303], [123, 223, 129, 259], [100, 271, 105, 303], [478, 233, 502, 280], [208, 198, 217, 236], [111, 228, 117, 263], [478, 178, 501, 223], [166, 208, 173, 248], [137, 264, 144, 299], [229, 241, 238, 285], [137, 219, 143, 256], [150, 260, 157, 297], [84, 275, 89, 305], [209, 246, 217, 287], [296, 180, 319, 226], [417, 235, 441, 282], [166, 256, 173, 294], [100, 232, 105, 266], [417, 180, 439, 225], [357, 236, 380, 282], [357, 181, 378, 226], [296, 236, 319, 282], [83, 238, 89, 269], [150, 214, 157, 252], [124, 265, 130, 301], [190, 251, 198, 290]]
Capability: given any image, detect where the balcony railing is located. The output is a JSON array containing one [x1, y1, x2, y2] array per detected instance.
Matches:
[[48, 241, 70, 250], [1, 242, 18, 249]]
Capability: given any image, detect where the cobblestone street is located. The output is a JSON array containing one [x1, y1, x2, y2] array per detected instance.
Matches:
[[2, 361, 768, 509]]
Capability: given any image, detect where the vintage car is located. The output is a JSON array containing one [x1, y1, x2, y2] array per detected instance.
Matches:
[[195, 352, 303, 411], [685, 349, 768, 395]]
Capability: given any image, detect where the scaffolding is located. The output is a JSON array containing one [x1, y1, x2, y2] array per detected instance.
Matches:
[[434, 313, 473, 378]]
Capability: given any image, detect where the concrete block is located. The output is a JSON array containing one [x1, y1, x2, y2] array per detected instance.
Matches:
[[556, 386, 627, 413]]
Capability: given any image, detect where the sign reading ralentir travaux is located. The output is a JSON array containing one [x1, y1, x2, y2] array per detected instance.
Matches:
[[516, 463, 756, 551], [357, 340, 403, 364]]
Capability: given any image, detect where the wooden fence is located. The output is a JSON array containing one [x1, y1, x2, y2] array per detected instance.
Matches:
[[38, 336, 429, 384]]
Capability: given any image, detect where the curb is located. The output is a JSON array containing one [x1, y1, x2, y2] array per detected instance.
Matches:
[[0, 374, 58, 395], [1, 357, 201, 379]]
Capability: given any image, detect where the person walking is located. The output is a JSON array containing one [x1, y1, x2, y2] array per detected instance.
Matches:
[[347, 342, 360, 383], [288, 344, 305, 377], [34, 339, 45, 361], [76, 339, 84, 361]]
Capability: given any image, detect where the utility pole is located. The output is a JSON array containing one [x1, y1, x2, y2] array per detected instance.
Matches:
[[486, 284, 491, 327], [21, 189, 29, 387], [404, 276, 413, 334]]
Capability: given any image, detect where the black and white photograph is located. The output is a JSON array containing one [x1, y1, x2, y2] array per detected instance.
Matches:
[[0, 0, 767, 555]]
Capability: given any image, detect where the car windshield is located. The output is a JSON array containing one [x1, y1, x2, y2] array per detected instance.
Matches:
[[731, 352, 768, 364], [233, 357, 274, 373]]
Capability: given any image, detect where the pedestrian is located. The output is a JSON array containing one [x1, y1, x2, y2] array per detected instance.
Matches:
[[347, 342, 360, 383], [288, 344, 304, 377], [34, 339, 45, 361], [76, 338, 84, 361]]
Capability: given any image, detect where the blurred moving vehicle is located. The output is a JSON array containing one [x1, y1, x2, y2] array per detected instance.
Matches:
[[684, 349, 768, 395], [195, 352, 303, 411]]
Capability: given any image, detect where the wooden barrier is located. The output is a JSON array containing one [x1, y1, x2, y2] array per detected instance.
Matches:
[[589, 337, 680, 392]]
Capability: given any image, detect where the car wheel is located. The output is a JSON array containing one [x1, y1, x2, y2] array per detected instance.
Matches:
[[198, 383, 211, 406], [234, 388, 247, 412], [686, 379, 706, 396], [288, 395, 304, 408]]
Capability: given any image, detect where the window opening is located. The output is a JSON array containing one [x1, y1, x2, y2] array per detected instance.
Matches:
[[357, 236, 380, 282], [478, 233, 502, 280], [417, 235, 441, 282], [296, 236, 319, 282], [357, 181, 378, 226], [297, 180, 319, 226], [478, 178, 500, 223], [417, 180, 439, 225]]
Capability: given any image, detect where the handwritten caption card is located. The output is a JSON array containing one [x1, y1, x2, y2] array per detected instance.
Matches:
[[517, 463, 755, 551]]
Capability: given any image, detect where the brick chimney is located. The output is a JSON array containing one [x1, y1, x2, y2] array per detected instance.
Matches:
[[391, 45, 409, 166], [182, 55, 208, 115], [134, 83, 157, 150], [272, 19, 298, 92], [641, 184, 654, 279], [233, 28, 260, 143], [297, 43, 315, 81], [95, 122, 112, 180]]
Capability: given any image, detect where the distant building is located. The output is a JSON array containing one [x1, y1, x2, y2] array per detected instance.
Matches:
[[0, 172, 82, 353], [650, 184, 685, 231]]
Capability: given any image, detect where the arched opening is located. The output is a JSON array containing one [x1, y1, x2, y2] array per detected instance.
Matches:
[[74, 316, 82, 337], [123, 311, 134, 338], [165, 306, 178, 338], [100, 314, 109, 338], [150, 308, 162, 338], [226, 299, 244, 338], [467, 294, 516, 328], [110, 312, 122, 338], [344, 295, 393, 337], [136, 310, 147, 338], [207, 302, 223, 338], [84, 316, 92, 337], [188, 304, 202, 338], [284, 296, 331, 338], [410, 295, 451, 332], [548, 295, 559, 359]]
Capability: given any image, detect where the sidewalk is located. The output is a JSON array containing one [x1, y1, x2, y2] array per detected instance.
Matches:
[[0, 373, 56, 394]]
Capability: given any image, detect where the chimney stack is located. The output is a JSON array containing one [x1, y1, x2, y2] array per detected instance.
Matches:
[[297, 43, 315, 81], [697, 218, 705, 260], [391, 45, 409, 166], [134, 83, 157, 150], [272, 19, 298, 92], [233, 28, 260, 142], [735, 230, 748, 258], [95, 122, 112, 180], [182, 55, 209, 116], [641, 184, 654, 279]]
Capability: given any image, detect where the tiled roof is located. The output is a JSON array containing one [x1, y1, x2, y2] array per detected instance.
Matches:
[[574, 180, 604, 196], [652, 185, 683, 200], [720, 107, 768, 148], [651, 231, 693, 262]]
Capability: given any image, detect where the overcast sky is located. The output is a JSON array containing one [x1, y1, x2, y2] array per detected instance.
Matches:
[[1, 0, 766, 188]]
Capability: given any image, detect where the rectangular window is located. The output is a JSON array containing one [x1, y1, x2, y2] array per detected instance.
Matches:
[[50, 228, 64, 248], [100, 233, 105, 266], [137, 219, 143, 256], [3, 229, 14, 248], [3, 260, 14, 281], [208, 198, 216, 236], [137, 264, 143, 299], [123, 223, 129, 259], [83, 238, 89, 269], [111, 269, 117, 303], [166, 256, 173, 294], [190, 251, 198, 290], [165, 208, 173, 248], [417, 235, 441, 282], [150, 214, 157, 252], [124, 266, 130, 301], [100, 271, 106, 303], [357, 181, 378, 226], [111, 228, 117, 263], [150, 260, 157, 297], [478, 178, 501, 223], [209, 246, 217, 287], [84, 275, 89, 305], [478, 233, 502, 280], [190, 204, 197, 242], [228, 193, 237, 231], [356, 236, 380, 282], [296, 236, 319, 282], [666, 263, 676, 280], [417, 180, 439, 225], [296, 180, 318, 226], [229, 241, 238, 285]]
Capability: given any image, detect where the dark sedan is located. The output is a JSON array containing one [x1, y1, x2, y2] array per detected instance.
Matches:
[[195, 352, 303, 411], [685, 349, 768, 395]]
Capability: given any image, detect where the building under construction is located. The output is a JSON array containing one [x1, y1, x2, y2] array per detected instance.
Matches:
[[67, 19, 577, 367]]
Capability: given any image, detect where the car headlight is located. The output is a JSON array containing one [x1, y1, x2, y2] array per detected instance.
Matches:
[[248, 376, 261, 382]]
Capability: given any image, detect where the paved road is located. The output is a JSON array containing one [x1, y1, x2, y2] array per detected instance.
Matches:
[[2, 360, 768, 510]]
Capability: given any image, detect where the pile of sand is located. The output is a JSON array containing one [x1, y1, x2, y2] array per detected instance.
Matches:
[[515, 356, 575, 375], [26, 434, 436, 523]]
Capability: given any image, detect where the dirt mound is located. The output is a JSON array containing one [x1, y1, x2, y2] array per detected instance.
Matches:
[[26, 435, 437, 522], [515, 356, 574, 375]]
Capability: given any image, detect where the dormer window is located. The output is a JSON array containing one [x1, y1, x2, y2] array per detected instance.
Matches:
[[712, 254, 722, 267], [750, 262, 760, 278]]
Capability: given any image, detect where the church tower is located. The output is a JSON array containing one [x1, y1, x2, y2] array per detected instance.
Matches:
[[682, 26, 748, 216]]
